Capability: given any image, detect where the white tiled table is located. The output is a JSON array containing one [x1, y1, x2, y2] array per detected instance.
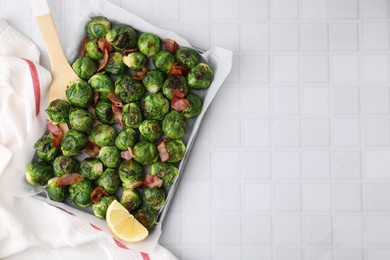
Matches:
[[3, 0, 390, 259]]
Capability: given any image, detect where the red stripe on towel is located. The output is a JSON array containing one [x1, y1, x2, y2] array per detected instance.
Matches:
[[22, 58, 41, 116], [140, 252, 150, 260]]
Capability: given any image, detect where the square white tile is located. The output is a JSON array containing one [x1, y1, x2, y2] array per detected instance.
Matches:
[[304, 216, 333, 245], [272, 24, 299, 51], [300, 23, 328, 51], [274, 183, 302, 211], [335, 216, 364, 245], [273, 216, 302, 245], [302, 151, 330, 179], [243, 150, 271, 179], [273, 150, 301, 179]]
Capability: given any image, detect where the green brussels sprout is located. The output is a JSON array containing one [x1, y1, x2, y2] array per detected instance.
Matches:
[[105, 52, 126, 75], [106, 25, 137, 51], [93, 195, 115, 219], [134, 206, 158, 229], [95, 99, 115, 124], [25, 161, 53, 186], [97, 168, 121, 194], [115, 128, 138, 151], [162, 110, 187, 139], [150, 162, 178, 186], [85, 39, 104, 61], [80, 158, 104, 180], [65, 79, 93, 108], [99, 146, 121, 168], [139, 120, 162, 142], [142, 70, 165, 93], [33, 134, 60, 162], [175, 47, 200, 69], [120, 188, 142, 213], [122, 103, 143, 128], [132, 141, 159, 166], [72, 56, 97, 81], [91, 124, 116, 146], [165, 139, 186, 163], [69, 180, 95, 208], [137, 33, 161, 57], [118, 160, 143, 189], [53, 155, 79, 177], [88, 73, 114, 100], [140, 187, 166, 210], [115, 75, 146, 103], [46, 99, 71, 124], [162, 75, 188, 100], [61, 130, 88, 156], [123, 52, 147, 71], [69, 108, 94, 132], [87, 16, 111, 39], [46, 177, 67, 202], [140, 93, 169, 120], [153, 51, 175, 74], [182, 93, 203, 118], [187, 63, 214, 90]]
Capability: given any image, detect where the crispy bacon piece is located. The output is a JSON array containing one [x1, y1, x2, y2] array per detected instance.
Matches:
[[157, 139, 170, 163], [81, 36, 89, 57], [164, 39, 179, 53], [107, 92, 123, 107], [143, 175, 163, 188], [171, 89, 190, 111], [92, 92, 100, 108], [112, 103, 123, 127], [122, 48, 139, 55], [120, 147, 134, 160], [56, 173, 84, 186], [97, 48, 109, 72], [169, 65, 190, 76], [132, 66, 148, 80], [97, 37, 113, 53], [47, 119, 63, 147], [84, 141, 100, 157], [90, 186, 110, 203]]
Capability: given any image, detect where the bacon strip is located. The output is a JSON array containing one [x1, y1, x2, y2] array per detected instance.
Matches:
[[169, 65, 190, 76], [143, 175, 163, 188], [132, 66, 148, 80], [120, 147, 134, 160], [92, 92, 100, 108], [47, 119, 63, 147], [90, 186, 110, 203], [112, 103, 123, 127], [97, 48, 109, 72], [157, 139, 170, 163], [171, 89, 190, 112], [164, 39, 179, 53], [56, 173, 84, 186], [122, 48, 139, 55], [107, 92, 123, 107], [84, 141, 100, 157], [81, 36, 89, 57], [97, 37, 113, 53]]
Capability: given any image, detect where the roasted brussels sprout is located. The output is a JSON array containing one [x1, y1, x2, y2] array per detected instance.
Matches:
[[97, 168, 121, 194], [150, 162, 178, 186], [187, 63, 214, 90], [91, 124, 116, 146], [95, 99, 115, 124], [46, 177, 67, 202], [33, 134, 60, 161], [139, 120, 162, 142], [118, 160, 143, 189], [69, 108, 94, 132], [88, 73, 114, 99], [115, 128, 138, 151], [66, 79, 93, 108], [165, 139, 186, 163], [115, 75, 146, 103], [162, 75, 188, 100], [132, 141, 159, 166], [142, 70, 165, 93], [72, 56, 97, 81], [25, 161, 53, 186], [175, 47, 200, 69], [120, 188, 142, 212], [69, 180, 95, 208], [134, 206, 158, 229], [93, 195, 115, 219], [61, 130, 88, 156], [182, 93, 202, 118], [137, 33, 161, 57], [85, 39, 104, 61], [123, 52, 147, 71], [162, 110, 187, 139], [53, 155, 79, 177], [87, 16, 111, 39], [106, 25, 137, 51], [99, 146, 121, 168], [105, 52, 126, 75], [140, 187, 165, 210], [140, 93, 169, 120], [46, 99, 71, 124], [122, 103, 143, 128], [153, 51, 175, 74], [80, 158, 103, 180]]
